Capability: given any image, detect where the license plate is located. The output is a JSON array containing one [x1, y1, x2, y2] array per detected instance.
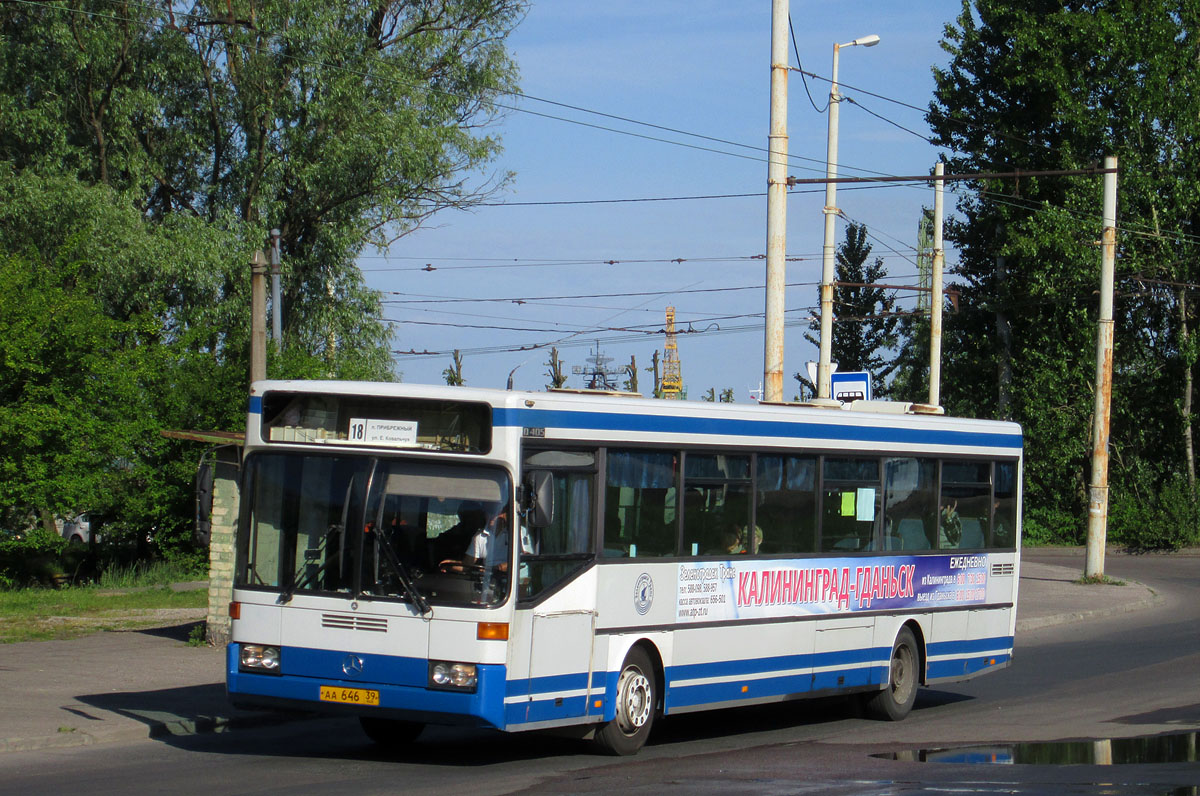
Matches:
[[319, 685, 380, 706]]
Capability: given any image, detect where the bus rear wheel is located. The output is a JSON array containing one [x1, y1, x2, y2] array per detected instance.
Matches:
[[359, 716, 424, 747], [594, 646, 656, 756], [864, 626, 919, 721]]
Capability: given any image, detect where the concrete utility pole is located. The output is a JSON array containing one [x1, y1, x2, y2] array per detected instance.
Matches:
[[816, 33, 879, 403], [1086, 155, 1118, 579], [250, 250, 268, 384], [762, 0, 789, 403], [269, 228, 282, 352], [929, 162, 945, 407]]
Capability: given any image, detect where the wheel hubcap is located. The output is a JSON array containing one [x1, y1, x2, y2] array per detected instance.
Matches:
[[891, 644, 915, 704], [616, 666, 652, 734]]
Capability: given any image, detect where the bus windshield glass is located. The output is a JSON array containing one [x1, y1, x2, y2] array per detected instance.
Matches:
[[237, 453, 514, 607]]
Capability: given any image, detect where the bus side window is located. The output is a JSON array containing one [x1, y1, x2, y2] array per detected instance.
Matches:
[[819, 458, 881, 553], [755, 455, 817, 554], [940, 461, 991, 550], [883, 458, 937, 551], [992, 461, 1018, 548], [604, 450, 678, 558]]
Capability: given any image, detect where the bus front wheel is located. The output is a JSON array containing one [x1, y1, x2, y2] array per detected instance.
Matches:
[[359, 716, 424, 747], [594, 646, 657, 755], [864, 626, 919, 721]]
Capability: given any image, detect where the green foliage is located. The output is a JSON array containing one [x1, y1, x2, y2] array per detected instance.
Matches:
[[0, 2, 526, 564], [0, 528, 67, 588], [187, 622, 208, 647], [1109, 473, 1200, 551], [0, 584, 207, 643], [795, 222, 898, 398], [622, 355, 639, 394], [546, 347, 568, 389], [96, 559, 205, 589], [443, 349, 466, 386], [924, 1, 1200, 536]]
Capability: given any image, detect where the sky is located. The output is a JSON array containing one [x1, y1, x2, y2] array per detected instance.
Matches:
[[365, 2, 965, 399]]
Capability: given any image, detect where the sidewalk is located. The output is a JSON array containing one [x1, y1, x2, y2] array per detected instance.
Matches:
[[0, 554, 1163, 753]]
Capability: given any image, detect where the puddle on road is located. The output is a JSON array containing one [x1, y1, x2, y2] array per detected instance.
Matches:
[[876, 730, 1198, 765]]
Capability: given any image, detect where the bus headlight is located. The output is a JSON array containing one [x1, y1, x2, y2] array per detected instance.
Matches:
[[428, 661, 477, 691], [240, 644, 281, 674]]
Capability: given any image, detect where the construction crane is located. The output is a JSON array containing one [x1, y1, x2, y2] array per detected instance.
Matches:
[[661, 306, 683, 399]]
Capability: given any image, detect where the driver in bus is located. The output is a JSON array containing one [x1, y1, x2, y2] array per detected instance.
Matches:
[[464, 502, 512, 573]]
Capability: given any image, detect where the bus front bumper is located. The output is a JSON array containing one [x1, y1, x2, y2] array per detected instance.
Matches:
[[226, 643, 508, 730]]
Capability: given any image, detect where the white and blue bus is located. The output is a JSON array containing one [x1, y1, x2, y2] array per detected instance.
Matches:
[[228, 381, 1021, 755]]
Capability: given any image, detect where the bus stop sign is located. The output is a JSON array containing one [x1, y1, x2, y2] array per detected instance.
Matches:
[[830, 371, 871, 404]]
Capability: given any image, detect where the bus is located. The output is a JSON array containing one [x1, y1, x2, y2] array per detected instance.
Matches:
[[227, 380, 1021, 755]]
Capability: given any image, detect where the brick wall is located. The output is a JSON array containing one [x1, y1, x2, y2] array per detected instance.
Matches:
[[205, 446, 241, 646]]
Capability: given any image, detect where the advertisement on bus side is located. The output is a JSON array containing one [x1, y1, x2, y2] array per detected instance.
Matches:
[[675, 554, 990, 622]]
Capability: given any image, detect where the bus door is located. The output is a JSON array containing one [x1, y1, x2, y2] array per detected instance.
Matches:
[[513, 451, 599, 725], [524, 607, 596, 723]]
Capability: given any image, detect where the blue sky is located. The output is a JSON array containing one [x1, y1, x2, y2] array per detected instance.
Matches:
[[366, 2, 965, 399]]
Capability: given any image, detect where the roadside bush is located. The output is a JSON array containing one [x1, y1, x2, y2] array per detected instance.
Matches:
[[1109, 474, 1200, 551], [1022, 505, 1083, 546], [0, 527, 67, 588]]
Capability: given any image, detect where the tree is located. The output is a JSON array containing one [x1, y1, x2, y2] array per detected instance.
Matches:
[[0, 0, 525, 371], [0, 2, 527, 552], [890, 210, 935, 403], [794, 222, 899, 398], [622, 355, 639, 394], [702, 388, 716, 402], [545, 347, 568, 389], [924, 0, 1200, 544], [719, 388, 735, 403], [443, 350, 465, 386], [0, 252, 149, 532]]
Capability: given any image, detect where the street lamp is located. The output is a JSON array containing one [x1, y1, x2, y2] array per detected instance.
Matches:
[[816, 34, 880, 403]]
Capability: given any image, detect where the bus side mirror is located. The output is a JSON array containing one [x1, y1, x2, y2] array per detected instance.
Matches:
[[523, 471, 554, 528]]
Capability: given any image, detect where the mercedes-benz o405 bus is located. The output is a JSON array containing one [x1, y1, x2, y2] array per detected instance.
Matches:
[[227, 381, 1021, 755]]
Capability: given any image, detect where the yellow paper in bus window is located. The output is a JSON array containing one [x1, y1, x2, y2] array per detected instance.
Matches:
[[856, 488, 876, 522], [840, 491, 855, 517]]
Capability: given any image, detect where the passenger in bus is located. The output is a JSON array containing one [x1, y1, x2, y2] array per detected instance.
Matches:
[[709, 524, 745, 555], [735, 520, 763, 554]]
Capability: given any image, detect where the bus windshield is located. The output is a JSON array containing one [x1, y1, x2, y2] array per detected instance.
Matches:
[[237, 452, 514, 607]]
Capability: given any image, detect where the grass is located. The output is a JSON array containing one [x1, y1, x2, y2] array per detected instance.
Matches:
[[96, 559, 206, 589], [1075, 573, 1126, 586], [0, 583, 208, 644]]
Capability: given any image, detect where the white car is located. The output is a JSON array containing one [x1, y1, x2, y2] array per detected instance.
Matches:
[[60, 514, 96, 544]]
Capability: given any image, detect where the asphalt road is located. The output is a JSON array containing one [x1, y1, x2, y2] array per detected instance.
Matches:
[[0, 550, 1196, 795]]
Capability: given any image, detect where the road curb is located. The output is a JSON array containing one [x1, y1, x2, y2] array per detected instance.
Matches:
[[1016, 580, 1162, 632]]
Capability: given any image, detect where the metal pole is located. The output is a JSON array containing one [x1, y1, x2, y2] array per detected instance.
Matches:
[[929, 162, 945, 407], [1086, 155, 1118, 579], [816, 42, 841, 403], [814, 34, 877, 403], [250, 250, 268, 384], [762, 0, 790, 403], [269, 228, 282, 352]]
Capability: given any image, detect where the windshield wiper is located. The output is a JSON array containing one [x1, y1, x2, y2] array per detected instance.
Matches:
[[372, 529, 432, 616]]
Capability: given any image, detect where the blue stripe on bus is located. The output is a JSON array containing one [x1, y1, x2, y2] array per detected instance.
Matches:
[[928, 635, 1014, 656], [927, 653, 1011, 680], [226, 644, 507, 729], [249, 394, 262, 415], [492, 407, 1022, 449], [504, 670, 591, 698], [666, 645, 880, 683]]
